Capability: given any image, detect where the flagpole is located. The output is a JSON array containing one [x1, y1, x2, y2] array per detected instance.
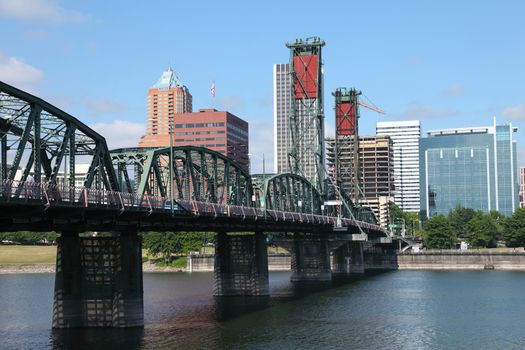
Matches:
[[211, 80, 215, 108]]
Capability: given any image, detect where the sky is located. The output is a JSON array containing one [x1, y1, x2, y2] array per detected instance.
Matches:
[[1, 0, 525, 173]]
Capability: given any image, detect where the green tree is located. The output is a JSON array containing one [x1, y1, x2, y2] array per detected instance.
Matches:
[[0, 231, 58, 244], [488, 210, 506, 242], [143, 232, 182, 264], [465, 211, 499, 248], [389, 203, 421, 236], [503, 208, 525, 247], [142, 232, 214, 264], [448, 205, 476, 239], [424, 215, 456, 249]]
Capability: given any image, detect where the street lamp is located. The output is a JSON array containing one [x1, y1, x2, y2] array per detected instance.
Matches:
[[169, 120, 175, 216], [248, 153, 266, 210]]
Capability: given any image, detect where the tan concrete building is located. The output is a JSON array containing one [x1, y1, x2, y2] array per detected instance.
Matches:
[[139, 67, 192, 148], [326, 135, 395, 227]]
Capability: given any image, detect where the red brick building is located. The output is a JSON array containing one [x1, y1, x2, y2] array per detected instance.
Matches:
[[140, 108, 249, 171], [172, 109, 249, 170]]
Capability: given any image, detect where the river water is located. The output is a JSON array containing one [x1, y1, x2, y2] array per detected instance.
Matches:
[[1, 270, 525, 349]]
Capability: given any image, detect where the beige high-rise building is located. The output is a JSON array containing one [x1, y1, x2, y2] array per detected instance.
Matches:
[[326, 135, 395, 227], [138, 68, 192, 148]]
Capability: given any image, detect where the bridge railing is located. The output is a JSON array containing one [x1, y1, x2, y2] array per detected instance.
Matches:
[[0, 180, 387, 234], [0, 180, 165, 211]]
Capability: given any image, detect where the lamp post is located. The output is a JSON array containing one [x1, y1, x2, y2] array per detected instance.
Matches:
[[169, 120, 174, 216], [248, 152, 266, 210]]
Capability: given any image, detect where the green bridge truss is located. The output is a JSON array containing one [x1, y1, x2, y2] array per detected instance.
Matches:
[[0, 80, 377, 226], [0, 81, 118, 191], [111, 146, 253, 206]]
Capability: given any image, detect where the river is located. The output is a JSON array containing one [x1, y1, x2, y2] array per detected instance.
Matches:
[[1, 271, 525, 349]]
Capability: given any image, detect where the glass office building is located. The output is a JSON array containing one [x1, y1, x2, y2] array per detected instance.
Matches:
[[420, 118, 518, 218]]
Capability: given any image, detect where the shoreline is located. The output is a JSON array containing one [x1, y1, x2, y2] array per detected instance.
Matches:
[[0, 263, 187, 274], [4, 263, 525, 274]]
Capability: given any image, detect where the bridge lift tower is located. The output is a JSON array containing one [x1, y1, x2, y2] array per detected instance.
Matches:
[[332, 87, 385, 204], [286, 37, 326, 194]]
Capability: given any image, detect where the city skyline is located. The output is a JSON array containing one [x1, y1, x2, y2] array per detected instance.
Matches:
[[1, 0, 525, 173]]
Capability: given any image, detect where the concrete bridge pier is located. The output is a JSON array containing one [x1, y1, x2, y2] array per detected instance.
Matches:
[[332, 241, 365, 277], [52, 231, 144, 328], [288, 235, 332, 282], [213, 232, 269, 296]]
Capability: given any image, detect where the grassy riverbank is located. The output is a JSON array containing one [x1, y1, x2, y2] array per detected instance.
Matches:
[[0, 245, 56, 265]]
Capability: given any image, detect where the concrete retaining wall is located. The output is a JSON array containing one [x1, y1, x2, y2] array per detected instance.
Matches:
[[188, 253, 291, 272], [398, 250, 525, 270]]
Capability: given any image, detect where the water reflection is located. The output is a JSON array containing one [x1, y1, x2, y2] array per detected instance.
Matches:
[[50, 328, 144, 350], [4, 270, 525, 349]]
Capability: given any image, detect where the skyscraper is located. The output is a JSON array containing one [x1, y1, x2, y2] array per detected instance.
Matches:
[[376, 120, 421, 212], [420, 118, 518, 217], [273, 63, 291, 174], [138, 68, 192, 148]]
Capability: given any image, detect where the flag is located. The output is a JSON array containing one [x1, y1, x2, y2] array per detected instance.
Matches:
[[211, 81, 215, 97]]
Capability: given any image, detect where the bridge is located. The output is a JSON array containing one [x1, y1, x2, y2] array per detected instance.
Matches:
[[0, 81, 397, 328]]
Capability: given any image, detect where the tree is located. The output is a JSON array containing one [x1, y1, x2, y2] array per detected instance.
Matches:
[[405, 212, 422, 236], [389, 203, 421, 236], [0, 231, 58, 244], [448, 205, 476, 239], [424, 215, 456, 249], [503, 208, 525, 247], [143, 232, 182, 264], [488, 210, 506, 242], [465, 211, 499, 248], [142, 232, 214, 264]]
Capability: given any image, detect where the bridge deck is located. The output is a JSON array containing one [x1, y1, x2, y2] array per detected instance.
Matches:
[[0, 180, 387, 237]]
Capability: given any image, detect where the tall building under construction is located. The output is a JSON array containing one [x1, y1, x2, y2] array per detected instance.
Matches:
[[326, 135, 395, 227], [138, 68, 192, 148]]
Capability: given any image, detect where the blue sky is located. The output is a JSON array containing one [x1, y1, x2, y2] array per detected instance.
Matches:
[[1, 0, 524, 173]]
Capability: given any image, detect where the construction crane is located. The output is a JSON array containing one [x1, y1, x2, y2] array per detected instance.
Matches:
[[358, 100, 385, 115]]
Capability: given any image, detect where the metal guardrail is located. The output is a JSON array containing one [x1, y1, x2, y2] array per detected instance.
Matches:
[[0, 180, 387, 233]]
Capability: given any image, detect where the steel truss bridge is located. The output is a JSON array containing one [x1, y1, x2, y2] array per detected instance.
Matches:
[[0, 80, 387, 238], [0, 80, 396, 329]]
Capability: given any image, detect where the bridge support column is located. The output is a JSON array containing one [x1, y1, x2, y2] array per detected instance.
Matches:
[[290, 235, 331, 282], [332, 242, 365, 277], [214, 232, 269, 296], [52, 232, 143, 328]]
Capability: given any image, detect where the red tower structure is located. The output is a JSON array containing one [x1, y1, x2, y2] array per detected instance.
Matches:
[[333, 88, 385, 200], [286, 37, 325, 193]]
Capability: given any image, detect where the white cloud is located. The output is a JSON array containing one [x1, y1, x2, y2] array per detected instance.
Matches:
[[85, 98, 127, 116], [398, 103, 459, 120], [248, 119, 274, 174], [0, 52, 44, 85], [502, 102, 525, 120], [90, 120, 145, 150], [441, 84, 465, 97], [0, 0, 89, 23]]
